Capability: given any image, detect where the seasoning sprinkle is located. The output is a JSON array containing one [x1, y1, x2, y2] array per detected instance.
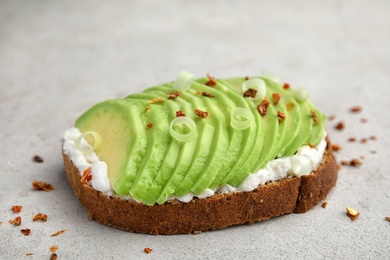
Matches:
[[350, 159, 362, 167], [33, 213, 48, 222], [9, 216, 21, 226], [195, 109, 209, 118], [176, 110, 186, 117], [350, 106, 362, 113], [277, 111, 286, 120], [50, 246, 58, 253], [335, 121, 344, 130], [310, 111, 319, 124], [12, 205, 22, 213], [243, 88, 257, 98], [346, 207, 360, 220], [286, 102, 294, 111], [148, 97, 165, 104], [257, 98, 270, 117], [32, 181, 54, 192], [21, 228, 31, 236], [205, 74, 217, 86], [144, 247, 153, 254], [50, 253, 58, 260], [33, 155, 44, 163], [51, 230, 67, 237], [168, 92, 180, 99], [147, 122, 153, 128], [202, 91, 214, 98], [321, 202, 328, 208], [331, 144, 341, 152], [283, 83, 290, 89], [81, 167, 92, 184], [272, 93, 281, 105]]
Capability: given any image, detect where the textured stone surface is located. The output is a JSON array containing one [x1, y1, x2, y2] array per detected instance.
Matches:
[[0, 0, 389, 259]]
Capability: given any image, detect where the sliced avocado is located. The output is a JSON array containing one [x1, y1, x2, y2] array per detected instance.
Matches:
[[75, 99, 148, 196], [307, 101, 326, 146]]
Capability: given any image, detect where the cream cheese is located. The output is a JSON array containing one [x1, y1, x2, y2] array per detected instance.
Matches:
[[62, 127, 327, 204]]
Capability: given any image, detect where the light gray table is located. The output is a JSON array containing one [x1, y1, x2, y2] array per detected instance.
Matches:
[[1, 0, 389, 259]]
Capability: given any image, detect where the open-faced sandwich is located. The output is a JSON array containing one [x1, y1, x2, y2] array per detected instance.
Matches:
[[62, 71, 338, 234]]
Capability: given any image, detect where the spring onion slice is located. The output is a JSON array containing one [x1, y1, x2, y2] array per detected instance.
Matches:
[[261, 70, 281, 83], [169, 117, 197, 142], [75, 131, 101, 154], [293, 88, 309, 102], [230, 107, 253, 130], [174, 70, 195, 91], [241, 78, 266, 101]]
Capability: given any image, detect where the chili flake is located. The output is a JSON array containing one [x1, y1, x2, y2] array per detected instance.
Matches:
[[195, 109, 209, 118], [202, 91, 214, 98], [50, 253, 58, 260], [33, 213, 48, 222], [272, 93, 281, 105], [205, 73, 217, 86], [51, 230, 67, 237], [308, 142, 315, 149], [360, 138, 367, 143], [341, 161, 349, 166], [385, 217, 390, 222], [328, 114, 336, 121], [148, 97, 165, 104], [370, 150, 377, 154], [50, 246, 58, 253], [32, 181, 54, 192], [350, 106, 362, 113], [12, 205, 22, 213], [346, 207, 360, 220], [81, 167, 92, 184], [9, 216, 21, 226], [331, 144, 341, 152], [321, 202, 328, 208], [277, 111, 286, 120], [283, 83, 290, 89], [348, 137, 356, 142], [147, 122, 153, 128], [370, 135, 377, 141], [350, 159, 362, 167], [145, 105, 151, 112], [257, 98, 270, 117], [311, 111, 319, 125], [243, 88, 257, 98], [33, 155, 44, 163], [21, 228, 31, 236], [244, 76, 249, 80], [144, 247, 153, 254], [286, 102, 294, 111], [335, 121, 344, 130], [176, 110, 185, 117], [168, 91, 180, 99], [26, 253, 33, 256]]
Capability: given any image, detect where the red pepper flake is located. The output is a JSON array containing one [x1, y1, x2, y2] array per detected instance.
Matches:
[[168, 91, 180, 99], [360, 138, 367, 143], [277, 111, 286, 121], [26, 253, 33, 256], [33, 213, 48, 222], [148, 97, 165, 104], [331, 144, 341, 152], [9, 216, 21, 226], [50, 246, 58, 253], [205, 73, 217, 86], [80, 167, 92, 184], [283, 83, 290, 89], [321, 202, 328, 208], [272, 93, 281, 105], [348, 137, 356, 142], [33, 155, 44, 163], [370, 135, 377, 141], [350, 159, 362, 167], [195, 91, 201, 96], [328, 114, 336, 121], [257, 98, 270, 117], [176, 110, 186, 117], [12, 205, 22, 213], [370, 150, 377, 154], [144, 247, 153, 254], [50, 253, 58, 260], [286, 102, 294, 111], [243, 88, 257, 98], [341, 160, 349, 166], [308, 142, 315, 149], [337, 164, 341, 170], [202, 91, 215, 98], [244, 76, 249, 80], [21, 228, 31, 236], [385, 217, 390, 222], [51, 230, 67, 237], [145, 105, 151, 112], [335, 121, 344, 130], [350, 106, 362, 113], [346, 207, 360, 220], [195, 109, 209, 118], [146, 122, 153, 128], [0, 221, 2, 225], [32, 181, 54, 192], [311, 111, 319, 125]]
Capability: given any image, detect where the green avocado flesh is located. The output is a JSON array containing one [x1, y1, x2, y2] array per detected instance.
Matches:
[[75, 76, 326, 205]]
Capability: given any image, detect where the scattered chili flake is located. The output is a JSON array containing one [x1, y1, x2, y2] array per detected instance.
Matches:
[[335, 121, 344, 130], [12, 205, 22, 213], [341, 161, 349, 166], [21, 228, 31, 236], [308, 142, 315, 149], [277, 111, 286, 120], [348, 137, 356, 142], [0, 221, 2, 225], [195, 91, 201, 96], [321, 202, 328, 208], [272, 93, 281, 105], [337, 164, 341, 170], [26, 253, 33, 256], [310, 111, 319, 125], [350, 159, 362, 167], [144, 247, 153, 254], [80, 167, 92, 184], [195, 109, 209, 118], [168, 91, 180, 99], [370, 150, 377, 154], [33, 155, 44, 163], [328, 114, 336, 121], [202, 91, 214, 98], [32, 181, 54, 192], [146, 122, 153, 128], [331, 144, 341, 152], [346, 207, 360, 220], [9, 216, 21, 226], [50, 253, 58, 260], [243, 88, 257, 98], [283, 83, 290, 89], [176, 110, 185, 117], [369, 135, 377, 141], [33, 213, 48, 222], [385, 217, 390, 222], [205, 74, 217, 86], [350, 106, 362, 113], [51, 230, 67, 237], [145, 105, 151, 112], [257, 98, 270, 117], [148, 97, 165, 104], [286, 102, 294, 111], [360, 138, 367, 143], [360, 118, 368, 123], [244, 76, 249, 80], [50, 246, 58, 253]]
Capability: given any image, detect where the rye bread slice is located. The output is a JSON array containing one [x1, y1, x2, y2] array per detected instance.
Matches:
[[63, 139, 337, 235]]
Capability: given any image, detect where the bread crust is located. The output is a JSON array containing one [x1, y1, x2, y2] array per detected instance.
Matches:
[[63, 140, 337, 235]]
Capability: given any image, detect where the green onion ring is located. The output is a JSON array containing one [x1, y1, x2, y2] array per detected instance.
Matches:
[[293, 88, 309, 102], [230, 107, 253, 130], [169, 117, 197, 142], [241, 78, 266, 101], [174, 70, 194, 91], [75, 131, 101, 154]]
